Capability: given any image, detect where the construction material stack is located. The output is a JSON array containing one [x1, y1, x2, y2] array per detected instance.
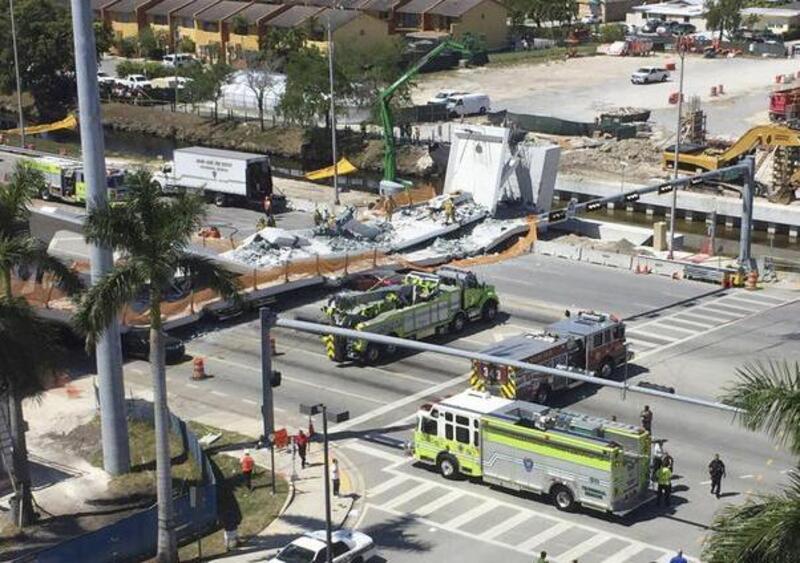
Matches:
[[412, 389, 652, 514], [322, 267, 498, 363]]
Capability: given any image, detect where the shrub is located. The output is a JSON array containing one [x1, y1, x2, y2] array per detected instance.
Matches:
[[114, 36, 138, 58], [599, 23, 626, 43], [177, 36, 196, 54]]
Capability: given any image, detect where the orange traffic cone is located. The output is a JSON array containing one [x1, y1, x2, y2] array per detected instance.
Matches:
[[192, 357, 207, 380]]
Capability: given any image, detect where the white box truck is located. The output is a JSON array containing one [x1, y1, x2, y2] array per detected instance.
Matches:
[[153, 146, 283, 209]]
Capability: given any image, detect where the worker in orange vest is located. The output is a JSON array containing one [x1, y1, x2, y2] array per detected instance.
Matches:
[[240, 450, 255, 490]]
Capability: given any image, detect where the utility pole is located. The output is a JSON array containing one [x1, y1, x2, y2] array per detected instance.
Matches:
[[668, 37, 686, 260], [70, 0, 130, 475], [322, 405, 333, 563], [327, 15, 340, 207], [9, 0, 25, 147], [739, 156, 756, 270], [259, 307, 277, 495]]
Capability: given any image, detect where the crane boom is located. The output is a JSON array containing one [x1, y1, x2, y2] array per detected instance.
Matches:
[[378, 40, 472, 188]]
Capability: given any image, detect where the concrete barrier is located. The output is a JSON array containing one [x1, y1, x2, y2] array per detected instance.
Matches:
[[534, 240, 583, 261], [582, 248, 634, 269]]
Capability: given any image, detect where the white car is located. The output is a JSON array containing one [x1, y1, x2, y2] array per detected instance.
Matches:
[[630, 66, 669, 84], [270, 530, 376, 563], [97, 70, 116, 86], [120, 74, 152, 89], [427, 89, 468, 105], [162, 53, 197, 68], [446, 93, 491, 116]]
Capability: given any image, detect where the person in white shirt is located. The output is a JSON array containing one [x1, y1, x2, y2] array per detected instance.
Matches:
[[331, 458, 341, 497]]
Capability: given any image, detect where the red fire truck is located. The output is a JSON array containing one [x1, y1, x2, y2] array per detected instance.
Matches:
[[769, 86, 800, 122], [469, 311, 630, 404]]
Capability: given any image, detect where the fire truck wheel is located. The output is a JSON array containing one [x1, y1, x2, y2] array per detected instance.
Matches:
[[450, 313, 467, 333], [482, 300, 498, 322], [40, 187, 52, 201], [364, 344, 381, 364], [551, 485, 575, 512], [535, 385, 551, 405], [214, 193, 228, 207], [437, 454, 459, 479], [600, 358, 615, 379]]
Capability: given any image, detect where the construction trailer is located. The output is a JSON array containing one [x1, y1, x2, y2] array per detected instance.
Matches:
[[469, 311, 630, 403], [24, 155, 127, 205], [412, 389, 652, 514], [322, 267, 499, 363]]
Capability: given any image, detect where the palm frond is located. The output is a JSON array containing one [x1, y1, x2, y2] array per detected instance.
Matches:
[[161, 192, 207, 248], [722, 360, 800, 455], [0, 235, 84, 296], [83, 201, 146, 255], [177, 253, 242, 304], [73, 260, 150, 348], [0, 163, 43, 237], [0, 236, 39, 275], [702, 470, 800, 563]]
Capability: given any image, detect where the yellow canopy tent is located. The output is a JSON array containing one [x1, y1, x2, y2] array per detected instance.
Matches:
[[2, 114, 78, 136], [304, 158, 358, 181]]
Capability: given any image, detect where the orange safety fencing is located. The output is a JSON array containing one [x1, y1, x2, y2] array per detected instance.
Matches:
[[450, 216, 538, 268]]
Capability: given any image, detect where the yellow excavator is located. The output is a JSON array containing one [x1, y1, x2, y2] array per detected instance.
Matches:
[[662, 124, 800, 203]]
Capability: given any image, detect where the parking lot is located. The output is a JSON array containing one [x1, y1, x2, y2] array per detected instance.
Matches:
[[413, 53, 800, 137]]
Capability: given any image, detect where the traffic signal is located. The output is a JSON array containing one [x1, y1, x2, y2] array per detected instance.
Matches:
[[271, 370, 282, 387]]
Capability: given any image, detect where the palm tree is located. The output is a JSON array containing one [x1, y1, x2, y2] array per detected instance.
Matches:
[[703, 360, 800, 562], [74, 169, 241, 562], [0, 163, 84, 526]]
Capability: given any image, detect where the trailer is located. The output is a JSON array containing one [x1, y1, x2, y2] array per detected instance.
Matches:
[[412, 390, 653, 514], [470, 310, 630, 404], [152, 146, 283, 209], [24, 155, 127, 205], [322, 267, 499, 363]]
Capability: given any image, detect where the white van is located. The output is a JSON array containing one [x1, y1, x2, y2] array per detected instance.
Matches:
[[446, 93, 490, 116], [162, 53, 196, 68]]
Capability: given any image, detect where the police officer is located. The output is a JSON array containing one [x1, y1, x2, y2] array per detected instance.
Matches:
[[709, 453, 726, 498], [656, 464, 673, 507]]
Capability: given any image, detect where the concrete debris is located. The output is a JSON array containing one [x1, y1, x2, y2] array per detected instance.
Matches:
[[560, 138, 662, 182], [554, 233, 653, 256]]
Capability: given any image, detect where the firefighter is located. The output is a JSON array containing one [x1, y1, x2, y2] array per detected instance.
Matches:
[[313, 206, 323, 226], [443, 196, 456, 225], [240, 450, 255, 491], [385, 195, 396, 223], [708, 453, 726, 498], [640, 405, 653, 434], [655, 464, 672, 507]]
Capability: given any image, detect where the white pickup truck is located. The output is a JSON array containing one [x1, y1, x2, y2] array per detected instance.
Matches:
[[119, 74, 152, 89], [630, 66, 669, 84]]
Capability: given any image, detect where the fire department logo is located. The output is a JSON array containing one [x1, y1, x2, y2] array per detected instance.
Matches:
[[523, 458, 534, 472]]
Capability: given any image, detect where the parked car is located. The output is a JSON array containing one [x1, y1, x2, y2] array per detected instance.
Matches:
[[122, 329, 185, 364], [97, 70, 116, 86], [673, 22, 696, 35], [427, 89, 468, 105], [581, 14, 600, 25], [162, 53, 197, 68], [631, 66, 669, 84], [119, 74, 152, 89], [446, 93, 490, 116], [269, 530, 376, 563], [640, 19, 662, 34]]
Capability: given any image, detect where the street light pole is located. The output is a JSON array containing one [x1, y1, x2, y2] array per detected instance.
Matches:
[[322, 405, 333, 563], [668, 37, 686, 260], [259, 308, 277, 495], [9, 0, 25, 147], [327, 15, 340, 207]]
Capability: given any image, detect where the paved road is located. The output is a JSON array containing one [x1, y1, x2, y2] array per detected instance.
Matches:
[[117, 253, 798, 562]]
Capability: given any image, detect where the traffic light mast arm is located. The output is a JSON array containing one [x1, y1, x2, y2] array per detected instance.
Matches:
[[379, 40, 472, 183]]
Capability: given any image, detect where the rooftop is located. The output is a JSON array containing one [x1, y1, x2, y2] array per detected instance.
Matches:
[[224, 2, 284, 23], [146, 0, 196, 15], [175, 146, 267, 161], [360, 0, 402, 11], [174, 0, 220, 18], [194, 0, 248, 22], [314, 8, 363, 31], [105, 0, 140, 13], [478, 333, 565, 362], [428, 0, 489, 18], [397, 0, 443, 14], [264, 5, 323, 28], [631, 0, 707, 17], [439, 390, 512, 415]]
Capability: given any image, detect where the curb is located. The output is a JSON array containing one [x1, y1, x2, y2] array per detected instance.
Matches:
[[332, 447, 362, 529]]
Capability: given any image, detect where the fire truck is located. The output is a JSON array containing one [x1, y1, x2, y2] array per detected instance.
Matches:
[[469, 310, 629, 404], [770, 86, 800, 122], [411, 390, 652, 514]]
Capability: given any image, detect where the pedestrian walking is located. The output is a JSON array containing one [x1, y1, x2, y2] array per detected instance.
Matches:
[[331, 458, 341, 497], [709, 453, 726, 498], [536, 551, 549, 563], [240, 450, 255, 491], [669, 549, 688, 563], [296, 430, 308, 469], [656, 464, 673, 507], [640, 405, 653, 434]]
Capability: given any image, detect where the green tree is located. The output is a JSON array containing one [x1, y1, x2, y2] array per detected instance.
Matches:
[[231, 14, 249, 35], [94, 21, 115, 57], [177, 36, 196, 54], [0, 163, 83, 527], [138, 27, 167, 60], [703, 360, 800, 562], [244, 52, 282, 130], [0, 0, 90, 119], [279, 46, 341, 126], [260, 28, 308, 63], [184, 62, 232, 122], [706, 0, 746, 40], [74, 170, 241, 562], [338, 39, 407, 113]]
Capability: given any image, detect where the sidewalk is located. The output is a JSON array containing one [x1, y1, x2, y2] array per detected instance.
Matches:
[[211, 439, 365, 562]]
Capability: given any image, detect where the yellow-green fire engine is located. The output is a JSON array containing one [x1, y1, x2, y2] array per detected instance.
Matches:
[[24, 156, 127, 205], [412, 389, 652, 514]]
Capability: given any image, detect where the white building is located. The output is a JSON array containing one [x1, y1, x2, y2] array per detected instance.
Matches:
[[741, 3, 800, 35], [626, 0, 709, 32]]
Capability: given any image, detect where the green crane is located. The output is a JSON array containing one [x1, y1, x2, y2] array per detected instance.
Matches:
[[378, 40, 472, 191]]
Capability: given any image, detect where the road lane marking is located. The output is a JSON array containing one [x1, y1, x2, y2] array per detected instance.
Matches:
[[600, 543, 645, 563], [241, 398, 258, 405], [647, 323, 696, 334], [383, 482, 437, 511], [694, 306, 742, 319], [366, 474, 409, 496], [666, 317, 715, 329], [516, 521, 572, 552], [210, 390, 228, 397], [480, 511, 530, 540], [444, 500, 499, 529], [671, 313, 718, 327], [203, 354, 386, 405], [331, 373, 470, 433], [186, 383, 200, 389], [557, 532, 614, 562], [739, 474, 754, 479], [699, 480, 711, 485], [413, 490, 462, 518]]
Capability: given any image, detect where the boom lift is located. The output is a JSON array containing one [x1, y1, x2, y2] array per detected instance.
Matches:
[[378, 40, 472, 193]]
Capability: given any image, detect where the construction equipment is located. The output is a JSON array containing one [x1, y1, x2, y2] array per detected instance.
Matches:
[[411, 389, 652, 514], [378, 40, 473, 192], [24, 155, 127, 205], [469, 310, 630, 403], [769, 85, 800, 122], [322, 266, 498, 363]]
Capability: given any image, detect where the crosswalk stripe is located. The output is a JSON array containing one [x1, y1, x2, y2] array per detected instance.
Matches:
[[367, 474, 409, 497], [731, 292, 785, 305], [556, 532, 614, 562], [667, 316, 715, 329], [627, 329, 676, 343], [648, 323, 696, 334], [516, 521, 572, 552], [599, 543, 645, 563], [412, 490, 462, 518], [382, 482, 436, 511], [444, 500, 499, 529], [479, 510, 531, 540], [707, 302, 756, 314], [720, 297, 769, 310], [671, 313, 718, 326], [692, 306, 742, 319]]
